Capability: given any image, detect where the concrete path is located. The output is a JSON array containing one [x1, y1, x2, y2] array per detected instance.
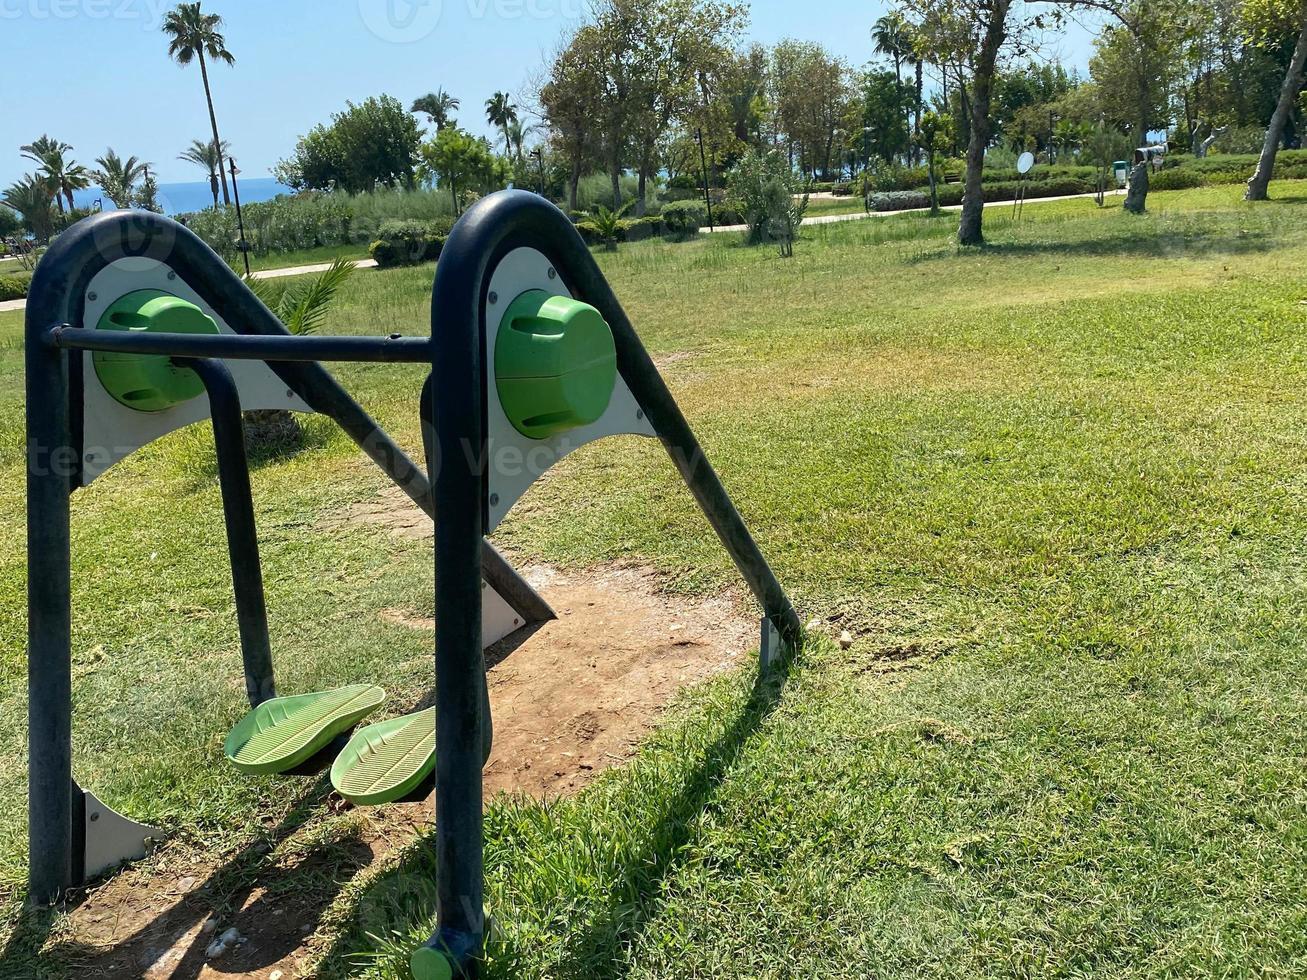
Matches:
[[0, 257, 379, 314], [706, 188, 1124, 234]]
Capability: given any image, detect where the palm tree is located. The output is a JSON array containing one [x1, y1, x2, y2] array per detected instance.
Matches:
[[872, 13, 911, 151], [3, 175, 57, 241], [504, 118, 532, 166], [21, 136, 90, 214], [162, 2, 235, 206], [411, 89, 460, 131], [178, 137, 230, 208], [485, 91, 519, 156], [92, 150, 149, 209]]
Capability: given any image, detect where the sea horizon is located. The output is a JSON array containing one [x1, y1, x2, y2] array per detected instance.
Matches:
[[72, 176, 295, 217]]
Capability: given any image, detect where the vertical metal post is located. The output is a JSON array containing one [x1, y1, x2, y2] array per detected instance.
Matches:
[[179, 358, 276, 707], [696, 127, 715, 231], [229, 158, 251, 278], [27, 306, 74, 903], [423, 294, 486, 973]]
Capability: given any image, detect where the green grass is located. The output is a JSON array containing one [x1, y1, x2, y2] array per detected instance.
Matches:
[[2, 182, 1306, 977]]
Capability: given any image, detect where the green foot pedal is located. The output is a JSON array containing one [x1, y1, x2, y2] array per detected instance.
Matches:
[[225, 685, 386, 775], [330, 709, 438, 806]]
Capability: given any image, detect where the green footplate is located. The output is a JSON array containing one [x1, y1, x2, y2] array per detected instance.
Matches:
[[409, 946, 455, 980], [331, 709, 438, 806], [225, 685, 386, 775]]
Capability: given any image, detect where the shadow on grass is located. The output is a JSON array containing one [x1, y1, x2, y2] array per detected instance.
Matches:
[[908, 228, 1273, 263], [315, 650, 798, 978], [0, 777, 370, 979]]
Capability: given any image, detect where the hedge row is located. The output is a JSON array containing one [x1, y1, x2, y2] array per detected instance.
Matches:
[[868, 176, 1097, 212], [572, 201, 713, 245], [0, 273, 31, 301], [368, 218, 453, 268]]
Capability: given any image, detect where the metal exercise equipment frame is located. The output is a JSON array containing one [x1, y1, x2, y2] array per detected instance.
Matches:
[[418, 191, 801, 976], [26, 192, 801, 978], [25, 208, 552, 905]]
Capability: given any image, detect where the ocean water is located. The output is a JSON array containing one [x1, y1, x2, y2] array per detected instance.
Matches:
[[72, 177, 295, 216]]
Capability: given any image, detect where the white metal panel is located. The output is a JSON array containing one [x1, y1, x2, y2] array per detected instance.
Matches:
[[483, 248, 655, 531], [481, 581, 526, 647], [78, 257, 312, 484]]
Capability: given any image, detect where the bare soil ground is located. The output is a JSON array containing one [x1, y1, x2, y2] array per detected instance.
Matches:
[[52, 492, 756, 979]]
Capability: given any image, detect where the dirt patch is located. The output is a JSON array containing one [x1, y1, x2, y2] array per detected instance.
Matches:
[[484, 563, 751, 796], [55, 560, 755, 978]]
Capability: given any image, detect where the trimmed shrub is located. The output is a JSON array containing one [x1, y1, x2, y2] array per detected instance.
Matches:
[[660, 200, 706, 239], [868, 177, 1097, 213], [368, 219, 447, 268], [623, 215, 663, 242], [868, 190, 932, 212], [1150, 168, 1205, 191], [0, 274, 30, 301]]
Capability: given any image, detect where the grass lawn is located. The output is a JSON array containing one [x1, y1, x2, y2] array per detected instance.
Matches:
[[804, 194, 868, 217], [1, 183, 1306, 977]]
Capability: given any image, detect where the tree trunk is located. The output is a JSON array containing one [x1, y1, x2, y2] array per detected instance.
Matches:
[[199, 51, 232, 207], [914, 60, 924, 164], [1124, 162, 1149, 214], [568, 159, 581, 213], [958, 1, 1010, 247], [636, 148, 652, 217], [610, 161, 622, 210], [1246, 15, 1307, 202]]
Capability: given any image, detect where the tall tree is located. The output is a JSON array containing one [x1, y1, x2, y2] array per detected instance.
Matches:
[[411, 89, 460, 130], [540, 34, 605, 211], [162, 2, 236, 206], [21, 136, 90, 214], [91, 150, 149, 209], [3, 175, 57, 241], [178, 137, 230, 208], [905, 0, 1060, 246], [1245, 0, 1307, 199], [873, 11, 913, 147], [1076, 0, 1188, 147], [485, 91, 520, 156], [623, 0, 748, 214], [276, 95, 423, 193]]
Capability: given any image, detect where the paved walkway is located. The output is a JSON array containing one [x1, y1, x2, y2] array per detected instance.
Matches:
[[0, 191, 1122, 315], [0, 257, 379, 314], [706, 188, 1124, 234]]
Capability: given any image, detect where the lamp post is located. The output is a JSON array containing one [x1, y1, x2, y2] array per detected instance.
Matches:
[[532, 148, 546, 197], [228, 157, 251, 278], [862, 126, 873, 212], [695, 127, 715, 231]]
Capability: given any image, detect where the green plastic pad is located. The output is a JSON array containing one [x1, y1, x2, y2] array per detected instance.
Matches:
[[225, 685, 386, 776], [330, 709, 438, 806]]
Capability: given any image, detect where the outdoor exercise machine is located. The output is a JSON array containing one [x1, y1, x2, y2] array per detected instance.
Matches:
[[25, 190, 802, 977]]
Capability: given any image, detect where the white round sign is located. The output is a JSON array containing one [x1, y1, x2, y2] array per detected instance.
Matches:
[[1017, 152, 1036, 175]]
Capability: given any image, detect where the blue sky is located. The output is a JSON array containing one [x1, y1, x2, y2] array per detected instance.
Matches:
[[0, 0, 1097, 187]]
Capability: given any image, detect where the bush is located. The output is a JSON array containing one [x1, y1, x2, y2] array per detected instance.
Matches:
[[728, 150, 809, 255], [660, 200, 706, 239], [0, 274, 30, 301], [368, 218, 448, 268], [867, 190, 931, 212], [868, 177, 1097, 213], [573, 221, 607, 246], [623, 215, 663, 242], [1149, 168, 1205, 191]]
